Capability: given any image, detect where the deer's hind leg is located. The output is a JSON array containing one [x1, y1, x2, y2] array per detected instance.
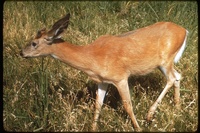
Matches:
[[147, 62, 178, 121]]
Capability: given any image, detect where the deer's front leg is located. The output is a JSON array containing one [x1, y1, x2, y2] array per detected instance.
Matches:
[[115, 79, 141, 132], [92, 83, 108, 131]]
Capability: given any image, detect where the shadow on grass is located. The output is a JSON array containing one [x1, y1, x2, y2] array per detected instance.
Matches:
[[49, 71, 165, 111]]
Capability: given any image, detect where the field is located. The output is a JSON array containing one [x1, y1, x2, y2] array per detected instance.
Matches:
[[3, 1, 198, 132]]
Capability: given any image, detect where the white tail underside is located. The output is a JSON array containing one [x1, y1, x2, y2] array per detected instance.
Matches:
[[174, 30, 189, 63]]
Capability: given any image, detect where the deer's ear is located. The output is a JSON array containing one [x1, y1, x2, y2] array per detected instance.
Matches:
[[47, 13, 70, 40], [35, 28, 46, 39]]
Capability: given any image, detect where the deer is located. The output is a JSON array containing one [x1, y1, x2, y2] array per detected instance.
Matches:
[[20, 13, 188, 131]]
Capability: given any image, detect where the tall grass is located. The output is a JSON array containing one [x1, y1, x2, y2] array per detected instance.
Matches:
[[3, 1, 198, 132]]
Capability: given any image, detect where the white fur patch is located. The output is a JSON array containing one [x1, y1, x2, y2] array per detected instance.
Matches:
[[97, 83, 108, 106], [174, 30, 189, 63], [51, 54, 59, 59], [174, 70, 181, 81], [159, 66, 167, 77]]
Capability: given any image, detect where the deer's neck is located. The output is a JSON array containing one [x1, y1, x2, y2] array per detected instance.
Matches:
[[50, 42, 91, 71]]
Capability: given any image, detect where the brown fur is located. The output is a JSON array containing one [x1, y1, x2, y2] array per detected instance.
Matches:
[[20, 18, 187, 131]]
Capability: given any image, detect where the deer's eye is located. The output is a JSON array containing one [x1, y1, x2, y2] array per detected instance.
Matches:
[[31, 42, 37, 47]]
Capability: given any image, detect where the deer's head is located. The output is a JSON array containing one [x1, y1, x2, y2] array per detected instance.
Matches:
[[20, 13, 70, 58]]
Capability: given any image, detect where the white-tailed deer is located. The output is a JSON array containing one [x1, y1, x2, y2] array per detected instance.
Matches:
[[20, 13, 188, 131]]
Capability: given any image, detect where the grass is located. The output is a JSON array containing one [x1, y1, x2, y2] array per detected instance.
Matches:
[[3, 1, 198, 132]]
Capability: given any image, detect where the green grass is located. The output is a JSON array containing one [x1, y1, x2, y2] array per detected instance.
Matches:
[[3, 1, 198, 132]]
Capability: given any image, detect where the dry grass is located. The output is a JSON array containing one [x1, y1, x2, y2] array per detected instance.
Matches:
[[3, 1, 198, 132]]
